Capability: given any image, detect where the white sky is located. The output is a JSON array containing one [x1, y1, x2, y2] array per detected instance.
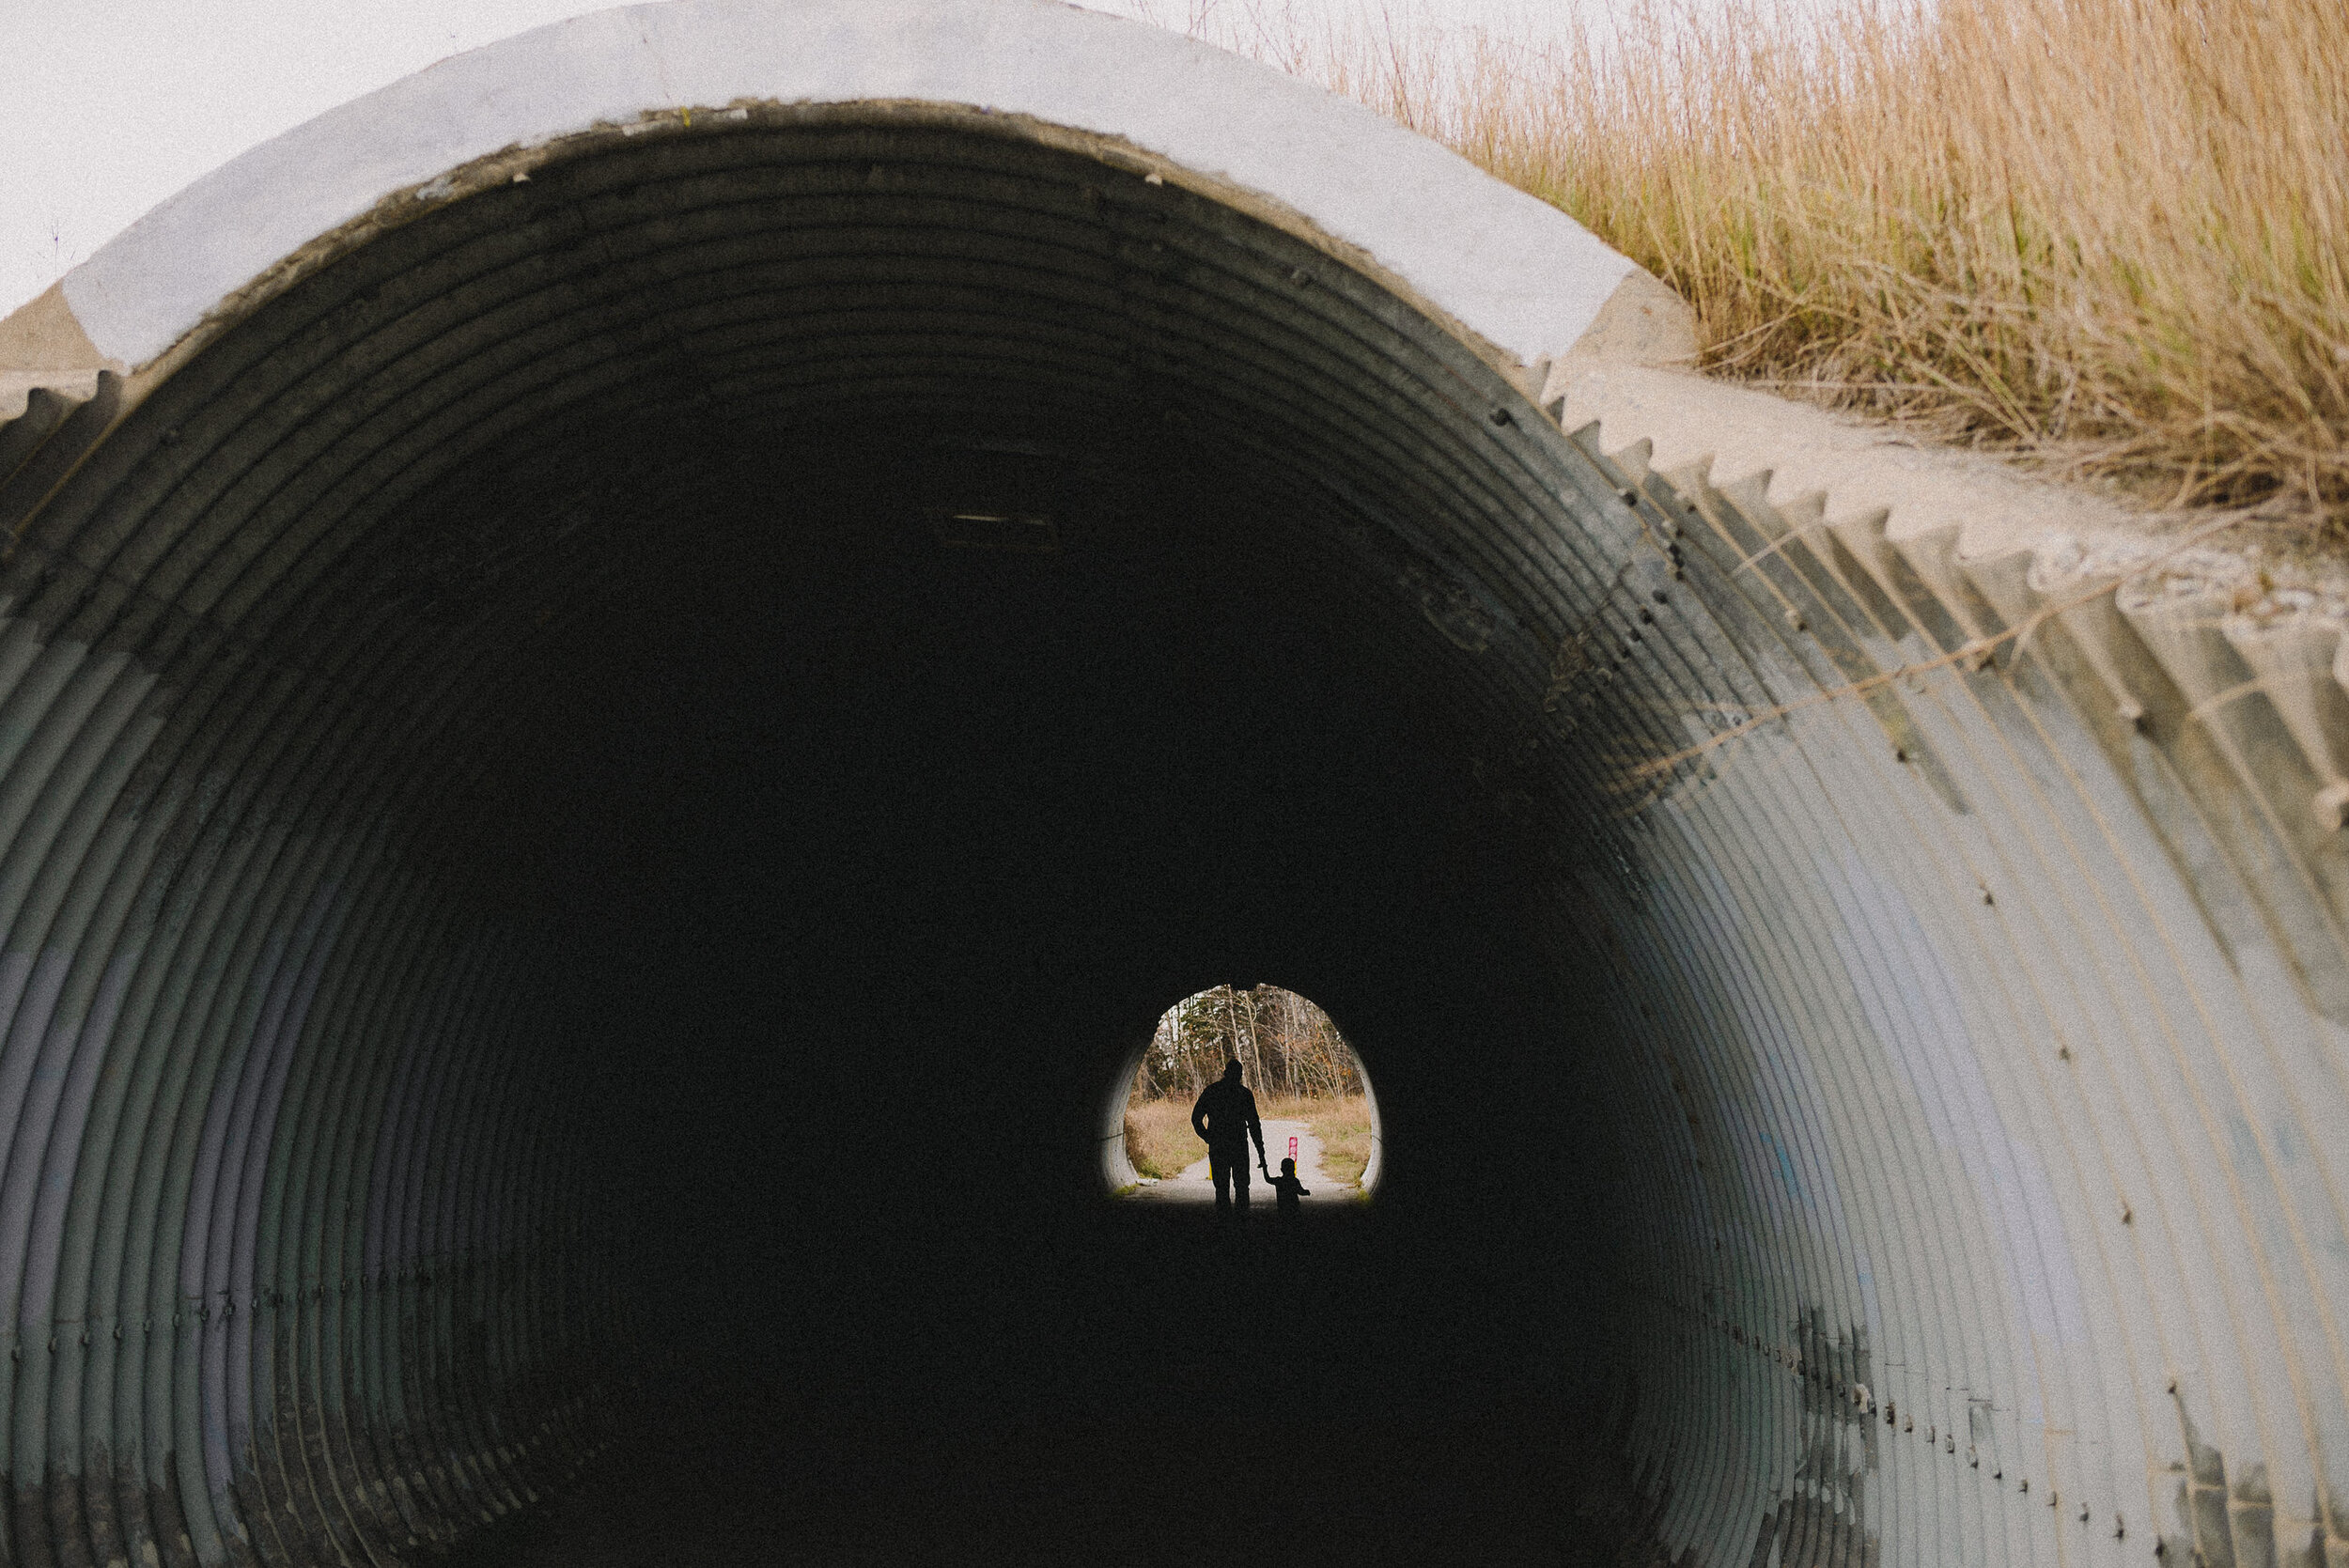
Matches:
[[0, 0, 1580, 324]]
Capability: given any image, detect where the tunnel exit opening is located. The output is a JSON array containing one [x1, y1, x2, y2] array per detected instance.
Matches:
[[1102, 984, 1384, 1204]]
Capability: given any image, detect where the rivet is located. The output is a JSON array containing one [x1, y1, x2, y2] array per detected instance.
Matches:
[[1489, 408, 1515, 427], [1783, 610, 1806, 631]]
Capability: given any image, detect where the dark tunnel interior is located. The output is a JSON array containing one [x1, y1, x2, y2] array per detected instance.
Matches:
[[1, 113, 1635, 1563], [453, 425, 1610, 1563]]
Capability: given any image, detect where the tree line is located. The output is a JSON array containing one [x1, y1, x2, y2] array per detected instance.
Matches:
[[1133, 985, 1362, 1102]]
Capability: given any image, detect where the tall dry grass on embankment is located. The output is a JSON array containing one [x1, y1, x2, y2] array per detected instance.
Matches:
[[1124, 1097, 1208, 1180], [1124, 0, 2349, 530]]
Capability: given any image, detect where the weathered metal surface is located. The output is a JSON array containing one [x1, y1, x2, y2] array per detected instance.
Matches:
[[1549, 426, 2349, 1568]]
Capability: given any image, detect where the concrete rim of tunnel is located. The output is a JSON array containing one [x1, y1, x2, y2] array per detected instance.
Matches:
[[0, 0, 1691, 403]]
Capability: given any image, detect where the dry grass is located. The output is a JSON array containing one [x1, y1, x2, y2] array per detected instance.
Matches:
[[1126, 1092, 1377, 1188], [1301, 1094, 1375, 1188], [1120, 0, 2349, 531], [1124, 1097, 1207, 1179]]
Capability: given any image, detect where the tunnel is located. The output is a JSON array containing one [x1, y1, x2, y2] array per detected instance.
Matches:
[[0, 1, 2344, 1563]]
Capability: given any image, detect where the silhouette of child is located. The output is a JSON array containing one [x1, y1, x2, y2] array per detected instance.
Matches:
[[1264, 1157, 1311, 1218]]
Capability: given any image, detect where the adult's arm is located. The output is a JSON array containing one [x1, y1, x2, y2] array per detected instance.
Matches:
[[1190, 1092, 1211, 1142], [1247, 1097, 1267, 1163]]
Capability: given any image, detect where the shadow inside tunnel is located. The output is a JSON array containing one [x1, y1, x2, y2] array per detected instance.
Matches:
[[444, 1197, 1617, 1567], [280, 408, 1639, 1566]]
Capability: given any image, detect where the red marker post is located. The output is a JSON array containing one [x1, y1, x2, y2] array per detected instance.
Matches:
[[1288, 1135, 1299, 1163]]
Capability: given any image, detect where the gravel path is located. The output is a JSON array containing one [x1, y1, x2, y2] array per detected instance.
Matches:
[[1126, 1117, 1356, 1205]]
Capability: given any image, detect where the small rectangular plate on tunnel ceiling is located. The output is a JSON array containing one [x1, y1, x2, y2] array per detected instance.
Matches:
[[933, 511, 1060, 553]]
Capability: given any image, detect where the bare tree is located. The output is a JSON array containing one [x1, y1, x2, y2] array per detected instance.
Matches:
[[1133, 985, 1361, 1103]]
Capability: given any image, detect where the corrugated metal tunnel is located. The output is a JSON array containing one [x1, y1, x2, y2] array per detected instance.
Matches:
[[0, 3, 2343, 1564]]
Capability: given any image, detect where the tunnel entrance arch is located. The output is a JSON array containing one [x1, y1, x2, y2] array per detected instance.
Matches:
[[0, 3, 2342, 1566]]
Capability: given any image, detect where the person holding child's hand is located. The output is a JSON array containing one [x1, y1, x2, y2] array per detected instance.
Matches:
[[1190, 1060, 1267, 1219]]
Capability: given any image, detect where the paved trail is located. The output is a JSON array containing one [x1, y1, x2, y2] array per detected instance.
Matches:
[[1128, 1118, 1356, 1206]]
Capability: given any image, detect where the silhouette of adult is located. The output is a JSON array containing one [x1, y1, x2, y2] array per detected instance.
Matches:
[[1190, 1059, 1268, 1218]]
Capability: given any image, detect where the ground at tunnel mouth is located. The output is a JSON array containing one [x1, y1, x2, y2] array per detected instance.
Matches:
[[1125, 1118, 1361, 1208]]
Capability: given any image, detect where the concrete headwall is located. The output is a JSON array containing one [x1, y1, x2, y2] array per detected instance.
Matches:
[[0, 3, 2341, 1564]]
